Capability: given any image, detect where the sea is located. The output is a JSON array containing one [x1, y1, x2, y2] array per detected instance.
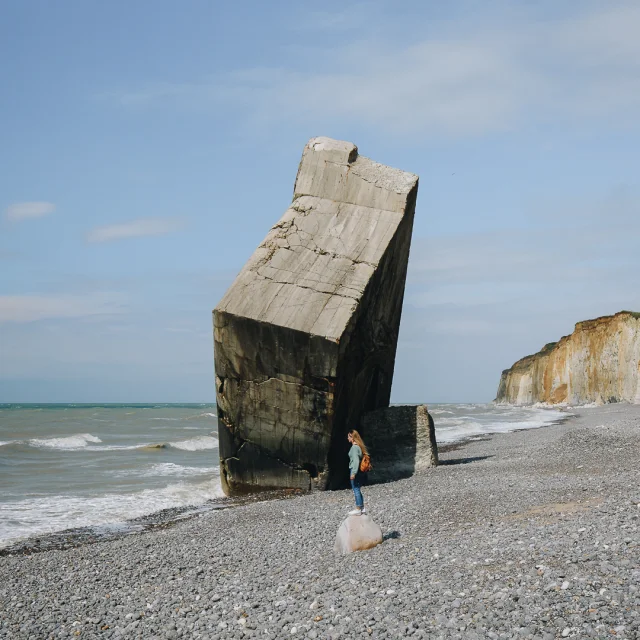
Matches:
[[0, 402, 568, 550]]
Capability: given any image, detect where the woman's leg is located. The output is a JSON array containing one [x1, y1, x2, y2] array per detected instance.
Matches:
[[351, 476, 364, 509]]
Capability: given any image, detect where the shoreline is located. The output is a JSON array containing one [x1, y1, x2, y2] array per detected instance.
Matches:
[[0, 406, 573, 557], [0, 489, 306, 558], [2, 403, 638, 639]]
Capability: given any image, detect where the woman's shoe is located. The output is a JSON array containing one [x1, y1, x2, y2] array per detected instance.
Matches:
[[361, 507, 367, 515], [348, 508, 362, 516]]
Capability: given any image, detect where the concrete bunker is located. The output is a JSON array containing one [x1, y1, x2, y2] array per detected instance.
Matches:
[[213, 137, 419, 495]]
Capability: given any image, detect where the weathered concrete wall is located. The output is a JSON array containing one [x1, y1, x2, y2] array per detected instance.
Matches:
[[360, 405, 438, 482], [214, 137, 419, 495], [496, 311, 640, 405]]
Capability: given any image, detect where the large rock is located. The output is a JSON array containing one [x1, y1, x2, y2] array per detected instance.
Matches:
[[334, 514, 383, 555], [213, 137, 419, 495], [360, 404, 438, 482], [496, 311, 640, 405]]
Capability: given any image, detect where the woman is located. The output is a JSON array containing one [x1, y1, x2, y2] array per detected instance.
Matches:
[[347, 429, 368, 516]]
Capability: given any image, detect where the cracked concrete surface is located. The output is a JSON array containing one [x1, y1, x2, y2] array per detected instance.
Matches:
[[213, 137, 419, 495], [220, 194, 402, 339]]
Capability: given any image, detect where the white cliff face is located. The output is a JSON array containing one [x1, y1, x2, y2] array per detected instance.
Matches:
[[496, 312, 640, 406]]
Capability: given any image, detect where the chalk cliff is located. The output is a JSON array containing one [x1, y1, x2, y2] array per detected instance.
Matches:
[[496, 311, 640, 405], [214, 137, 418, 495]]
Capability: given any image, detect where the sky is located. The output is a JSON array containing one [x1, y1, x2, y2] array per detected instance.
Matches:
[[1, 0, 640, 403]]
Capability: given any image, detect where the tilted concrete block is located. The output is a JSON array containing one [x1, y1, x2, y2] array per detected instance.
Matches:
[[213, 137, 419, 495]]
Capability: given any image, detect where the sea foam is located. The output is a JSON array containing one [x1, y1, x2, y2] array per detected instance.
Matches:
[[434, 406, 569, 445], [29, 433, 103, 450], [169, 435, 218, 451], [0, 477, 225, 549], [115, 463, 220, 478]]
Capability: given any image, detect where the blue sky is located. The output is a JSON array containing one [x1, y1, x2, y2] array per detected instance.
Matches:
[[2, 0, 640, 402]]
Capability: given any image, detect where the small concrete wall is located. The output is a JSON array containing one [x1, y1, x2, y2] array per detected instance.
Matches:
[[360, 405, 438, 483]]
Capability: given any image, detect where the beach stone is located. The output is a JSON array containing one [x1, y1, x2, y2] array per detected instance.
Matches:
[[360, 404, 438, 480], [334, 514, 383, 555], [214, 137, 419, 494]]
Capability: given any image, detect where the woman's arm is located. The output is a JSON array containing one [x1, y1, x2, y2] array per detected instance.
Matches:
[[348, 445, 362, 478]]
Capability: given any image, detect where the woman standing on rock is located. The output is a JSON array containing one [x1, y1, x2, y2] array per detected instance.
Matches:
[[347, 430, 368, 516]]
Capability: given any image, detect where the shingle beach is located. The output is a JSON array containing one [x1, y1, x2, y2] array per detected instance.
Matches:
[[1, 404, 638, 640]]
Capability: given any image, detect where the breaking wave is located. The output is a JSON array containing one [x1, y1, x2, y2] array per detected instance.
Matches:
[[434, 405, 569, 445], [29, 434, 102, 450], [115, 463, 220, 478], [0, 477, 225, 549], [168, 435, 218, 451]]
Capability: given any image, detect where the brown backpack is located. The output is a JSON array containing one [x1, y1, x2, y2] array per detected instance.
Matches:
[[359, 453, 372, 473]]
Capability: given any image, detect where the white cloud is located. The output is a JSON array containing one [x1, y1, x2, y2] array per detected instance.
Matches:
[[86, 218, 184, 243], [0, 293, 125, 323], [5, 202, 55, 221], [108, 3, 640, 137]]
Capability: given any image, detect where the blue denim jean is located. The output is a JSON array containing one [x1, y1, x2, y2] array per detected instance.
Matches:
[[350, 474, 364, 508]]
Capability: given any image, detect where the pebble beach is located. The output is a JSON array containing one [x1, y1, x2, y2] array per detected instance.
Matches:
[[1, 404, 638, 640]]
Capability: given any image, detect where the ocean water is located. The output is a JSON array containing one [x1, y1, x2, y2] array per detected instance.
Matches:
[[428, 403, 568, 444], [0, 404, 222, 549], [0, 402, 567, 548]]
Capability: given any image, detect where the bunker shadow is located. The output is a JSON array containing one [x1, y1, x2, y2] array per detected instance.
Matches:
[[438, 455, 493, 466]]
